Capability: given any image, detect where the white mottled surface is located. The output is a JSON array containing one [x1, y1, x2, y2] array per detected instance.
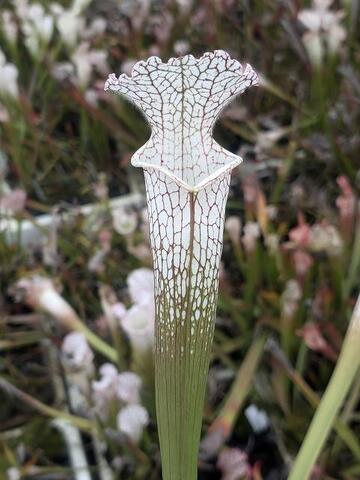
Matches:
[[105, 50, 258, 357]]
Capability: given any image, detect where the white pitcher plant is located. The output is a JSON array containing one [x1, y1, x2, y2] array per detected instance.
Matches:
[[105, 50, 259, 480]]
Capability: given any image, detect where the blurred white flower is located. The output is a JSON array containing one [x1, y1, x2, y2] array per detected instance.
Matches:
[[42, 211, 60, 267], [176, 0, 193, 15], [82, 17, 107, 39], [93, 173, 108, 200], [255, 127, 287, 152], [326, 22, 346, 55], [293, 250, 314, 278], [87, 247, 108, 273], [127, 268, 154, 305], [217, 447, 250, 480], [92, 363, 119, 417], [245, 404, 269, 433], [71, 42, 108, 88], [22, 3, 54, 56], [302, 31, 324, 67], [0, 50, 19, 98], [99, 284, 124, 338], [88, 228, 112, 273], [51, 62, 75, 82], [289, 218, 311, 247], [96, 362, 117, 381], [53, 0, 103, 47], [111, 269, 156, 357], [33, 9, 53, 40], [309, 223, 343, 256], [92, 363, 118, 397], [219, 261, 228, 289], [0, 105, 9, 122], [242, 221, 260, 253], [49, 3, 64, 16], [298, 0, 346, 65], [62, 331, 94, 372], [6, 467, 21, 480], [13, 276, 80, 331], [1, 10, 18, 44], [92, 364, 143, 419], [112, 207, 138, 235], [117, 404, 149, 444], [265, 233, 279, 254], [0, 188, 26, 214], [121, 300, 155, 353], [225, 216, 241, 248], [173, 40, 190, 56], [140, 206, 150, 241], [266, 204, 277, 220], [116, 372, 142, 404], [110, 302, 127, 320], [297, 322, 329, 353], [72, 0, 92, 14], [13, 0, 28, 19], [84, 88, 99, 106], [282, 279, 302, 318], [57, 9, 85, 48], [298, 1, 334, 32]]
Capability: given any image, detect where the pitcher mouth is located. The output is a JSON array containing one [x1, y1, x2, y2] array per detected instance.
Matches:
[[104, 50, 259, 89], [131, 156, 242, 192], [105, 50, 258, 192]]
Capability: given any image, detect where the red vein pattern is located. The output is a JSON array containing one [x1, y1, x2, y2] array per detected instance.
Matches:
[[105, 50, 259, 479]]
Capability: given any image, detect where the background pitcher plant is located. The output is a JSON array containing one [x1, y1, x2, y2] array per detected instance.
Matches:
[[105, 50, 259, 479]]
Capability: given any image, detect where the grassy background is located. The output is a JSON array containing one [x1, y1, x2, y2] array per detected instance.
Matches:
[[1, 1, 359, 479]]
